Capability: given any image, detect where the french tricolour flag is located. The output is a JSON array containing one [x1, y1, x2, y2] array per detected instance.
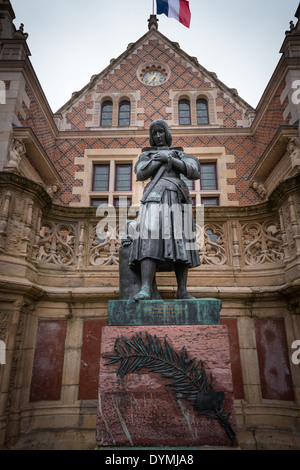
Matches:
[[156, 0, 191, 28]]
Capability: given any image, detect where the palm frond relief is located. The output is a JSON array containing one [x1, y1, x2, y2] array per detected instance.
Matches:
[[104, 331, 236, 445]]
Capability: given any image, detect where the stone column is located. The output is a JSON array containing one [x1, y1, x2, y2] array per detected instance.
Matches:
[[237, 315, 261, 406], [0, 299, 23, 446]]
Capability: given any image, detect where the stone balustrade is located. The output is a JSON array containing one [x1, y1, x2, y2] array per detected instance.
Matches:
[[0, 171, 299, 298]]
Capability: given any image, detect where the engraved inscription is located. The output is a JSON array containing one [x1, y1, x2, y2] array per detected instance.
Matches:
[[142, 302, 186, 322]]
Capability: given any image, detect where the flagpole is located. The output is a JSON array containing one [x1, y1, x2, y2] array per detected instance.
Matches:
[[152, 0, 155, 15]]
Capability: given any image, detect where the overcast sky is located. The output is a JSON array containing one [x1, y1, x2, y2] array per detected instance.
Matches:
[[10, 0, 298, 112]]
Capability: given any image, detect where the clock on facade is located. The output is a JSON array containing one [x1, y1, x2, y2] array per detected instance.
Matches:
[[142, 69, 165, 86], [139, 65, 169, 86]]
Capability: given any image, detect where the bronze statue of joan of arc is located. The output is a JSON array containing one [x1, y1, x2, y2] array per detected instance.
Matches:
[[129, 119, 201, 301]]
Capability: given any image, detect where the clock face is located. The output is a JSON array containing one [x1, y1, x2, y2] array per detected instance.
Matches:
[[138, 64, 170, 86], [142, 69, 166, 86]]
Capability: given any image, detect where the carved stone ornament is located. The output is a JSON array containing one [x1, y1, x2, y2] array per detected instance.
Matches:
[[251, 180, 267, 199], [46, 184, 59, 198], [287, 137, 300, 169], [148, 14, 159, 31], [36, 222, 75, 266], [13, 23, 29, 40], [196, 223, 227, 265], [89, 224, 121, 266], [242, 219, 284, 265], [6, 139, 26, 171]]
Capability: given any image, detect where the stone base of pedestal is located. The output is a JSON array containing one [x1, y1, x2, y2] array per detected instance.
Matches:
[[96, 324, 237, 448], [108, 298, 222, 326]]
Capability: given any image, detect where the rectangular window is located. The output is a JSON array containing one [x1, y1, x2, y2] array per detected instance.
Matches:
[[115, 164, 132, 191], [92, 164, 110, 191], [200, 162, 217, 190], [201, 196, 219, 206], [114, 197, 132, 207], [90, 198, 109, 207]]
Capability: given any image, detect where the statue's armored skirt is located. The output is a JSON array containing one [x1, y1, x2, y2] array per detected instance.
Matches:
[[129, 149, 201, 272]]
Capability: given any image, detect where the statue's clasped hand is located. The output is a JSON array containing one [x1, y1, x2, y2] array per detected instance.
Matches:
[[153, 151, 169, 163]]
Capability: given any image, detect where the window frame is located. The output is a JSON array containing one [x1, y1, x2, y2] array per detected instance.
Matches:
[[92, 164, 110, 192], [178, 99, 191, 126], [118, 100, 131, 127], [100, 100, 113, 127], [114, 163, 133, 192], [113, 196, 132, 207], [201, 196, 220, 206], [90, 160, 134, 207], [90, 198, 109, 207], [196, 98, 209, 125], [200, 162, 218, 191]]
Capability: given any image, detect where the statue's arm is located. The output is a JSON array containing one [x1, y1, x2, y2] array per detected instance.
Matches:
[[152, 149, 186, 173], [176, 153, 201, 180], [135, 153, 163, 181], [135, 150, 200, 181], [170, 155, 186, 174]]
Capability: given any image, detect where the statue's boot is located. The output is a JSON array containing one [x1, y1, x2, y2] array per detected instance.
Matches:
[[133, 286, 151, 301], [177, 292, 195, 300], [133, 258, 157, 301], [175, 263, 196, 300]]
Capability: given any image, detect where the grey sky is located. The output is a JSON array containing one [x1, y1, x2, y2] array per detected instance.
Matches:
[[10, 0, 298, 112]]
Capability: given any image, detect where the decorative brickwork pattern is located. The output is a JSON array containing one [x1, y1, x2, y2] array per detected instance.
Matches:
[[20, 84, 56, 159], [64, 38, 247, 132], [53, 137, 146, 205], [51, 134, 259, 206], [52, 133, 259, 206], [254, 80, 289, 160]]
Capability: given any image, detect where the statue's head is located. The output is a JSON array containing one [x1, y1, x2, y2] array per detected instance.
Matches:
[[149, 119, 172, 147]]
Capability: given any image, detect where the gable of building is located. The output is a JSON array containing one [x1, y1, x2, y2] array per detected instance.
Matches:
[[55, 26, 253, 133]]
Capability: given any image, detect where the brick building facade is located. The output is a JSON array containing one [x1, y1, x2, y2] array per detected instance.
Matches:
[[0, 0, 299, 449]]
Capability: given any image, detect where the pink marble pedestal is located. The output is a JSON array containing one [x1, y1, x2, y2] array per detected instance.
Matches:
[[96, 325, 237, 448]]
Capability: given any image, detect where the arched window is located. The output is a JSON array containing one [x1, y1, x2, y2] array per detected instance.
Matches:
[[178, 99, 191, 125], [197, 99, 209, 125], [101, 100, 113, 126], [118, 100, 131, 126]]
